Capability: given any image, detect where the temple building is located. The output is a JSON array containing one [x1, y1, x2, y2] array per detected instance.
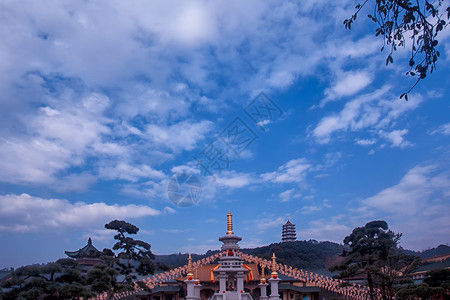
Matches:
[[65, 237, 103, 273], [281, 221, 296, 243], [137, 212, 320, 300]]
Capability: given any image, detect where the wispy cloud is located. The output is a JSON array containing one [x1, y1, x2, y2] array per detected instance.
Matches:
[[279, 188, 302, 202], [355, 138, 377, 146], [360, 164, 450, 250], [312, 86, 423, 144], [321, 71, 373, 105], [261, 158, 312, 183], [379, 129, 412, 148], [430, 122, 450, 136]]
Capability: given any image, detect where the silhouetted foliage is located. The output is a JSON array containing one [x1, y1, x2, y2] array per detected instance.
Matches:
[[104, 220, 156, 281], [396, 268, 450, 299], [0, 259, 91, 299], [96, 220, 158, 298], [0, 221, 163, 299], [330, 220, 419, 300], [345, 0, 450, 99]]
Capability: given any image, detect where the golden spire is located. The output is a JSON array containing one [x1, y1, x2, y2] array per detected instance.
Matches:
[[226, 210, 234, 235], [271, 253, 278, 277], [260, 265, 266, 284], [195, 267, 199, 283], [187, 254, 194, 278]]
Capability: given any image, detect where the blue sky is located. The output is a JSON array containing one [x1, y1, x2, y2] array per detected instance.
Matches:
[[0, 0, 449, 269]]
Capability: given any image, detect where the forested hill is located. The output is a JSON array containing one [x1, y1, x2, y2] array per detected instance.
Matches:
[[404, 244, 450, 259], [155, 242, 450, 270], [241, 240, 343, 269], [155, 240, 343, 270]]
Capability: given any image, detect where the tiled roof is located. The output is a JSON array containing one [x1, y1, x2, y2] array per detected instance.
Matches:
[[412, 258, 450, 274], [65, 237, 102, 259]]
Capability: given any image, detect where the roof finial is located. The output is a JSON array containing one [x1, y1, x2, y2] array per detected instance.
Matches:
[[271, 253, 278, 277], [227, 211, 234, 235], [88, 237, 92, 245]]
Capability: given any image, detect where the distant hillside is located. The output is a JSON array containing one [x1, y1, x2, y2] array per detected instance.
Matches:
[[155, 240, 343, 270], [155, 243, 450, 271], [404, 244, 450, 259], [241, 240, 343, 270]]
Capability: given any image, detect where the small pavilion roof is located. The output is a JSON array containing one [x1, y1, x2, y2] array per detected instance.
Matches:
[[65, 237, 102, 259]]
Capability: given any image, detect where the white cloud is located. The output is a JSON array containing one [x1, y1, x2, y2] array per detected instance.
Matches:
[[82, 229, 116, 242], [171, 3, 218, 46], [380, 129, 412, 148], [312, 86, 423, 144], [116, 87, 191, 121], [214, 171, 255, 189], [355, 138, 377, 146], [301, 205, 322, 214], [0, 93, 115, 185], [163, 206, 177, 214], [301, 200, 331, 214], [52, 173, 98, 193], [279, 188, 301, 202], [0, 193, 161, 232], [430, 122, 450, 135], [299, 218, 351, 243], [322, 71, 373, 104], [145, 120, 213, 152], [120, 177, 170, 201], [256, 216, 287, 231], [99, 162, 166, 182], [360, 164, 450, 250], [362, 165, 449, 212], [261, 158, 312, 183]]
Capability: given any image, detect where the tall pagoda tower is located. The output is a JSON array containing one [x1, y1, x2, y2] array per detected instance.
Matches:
[[281, 220, 296, 243]]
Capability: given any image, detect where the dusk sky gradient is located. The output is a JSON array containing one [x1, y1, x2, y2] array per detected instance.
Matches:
[[0, 0, 449, 269]]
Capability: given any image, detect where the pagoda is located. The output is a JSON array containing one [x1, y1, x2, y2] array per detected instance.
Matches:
[[281, 220, 296, 243]]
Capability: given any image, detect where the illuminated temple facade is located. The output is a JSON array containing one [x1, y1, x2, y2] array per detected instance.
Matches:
[[136, 212, 320, 300]]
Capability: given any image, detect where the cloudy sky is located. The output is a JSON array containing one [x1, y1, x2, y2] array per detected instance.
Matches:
[[1, 0, 449, 268]]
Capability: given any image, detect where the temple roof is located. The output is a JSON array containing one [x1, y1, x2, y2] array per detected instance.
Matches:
[[284, 220, 294, 226], [65, 237, 102, 259]]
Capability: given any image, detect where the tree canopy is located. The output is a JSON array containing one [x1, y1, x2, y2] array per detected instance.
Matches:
[[331, 220, 420, 300], [0, 220, 164, 300], [345, 0, 450, 99]]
